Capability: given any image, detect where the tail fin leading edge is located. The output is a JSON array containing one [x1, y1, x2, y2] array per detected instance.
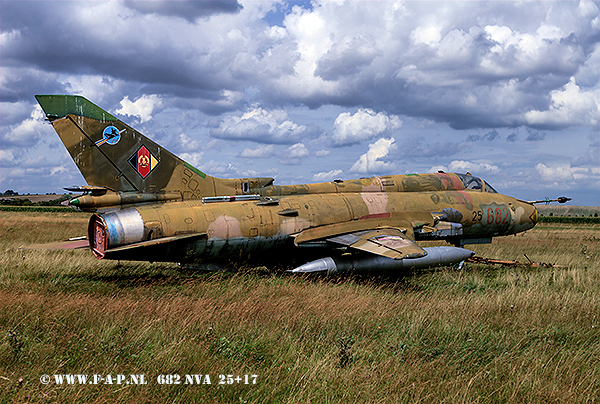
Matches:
[[36, 95, 199, 195]]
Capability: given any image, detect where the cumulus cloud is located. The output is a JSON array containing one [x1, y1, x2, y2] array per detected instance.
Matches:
[[209, 107, 314, 144], [411, 23, 443, 47], [116, 95, 162, 123], [2, 1, 598, 129], [433, 160, 501, 175], [349, 137, 396, 174], [286, 143, 309, 158], [535, 163, 599, 183], [396, 136, 462, 158], [123, 1, 242, 22], [524, 78, 600, 128], [239, 145, 274, 158], [1, 1, 599, 203], [0, 106, 45, 147], [279, 143, 309, 165], [313, 169, 343, 182], [179, 152, 205, 169], [467, 130, 500, 142], [315, 35, 381, 80], [525, 129, 546, 142], [332, 109, 401, 146], [177, 133, 203, 153], [506, 131, 519, 142], [0, 150, 15, 166]]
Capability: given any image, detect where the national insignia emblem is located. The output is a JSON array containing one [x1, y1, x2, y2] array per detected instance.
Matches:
[[128, 145, 159, 178]]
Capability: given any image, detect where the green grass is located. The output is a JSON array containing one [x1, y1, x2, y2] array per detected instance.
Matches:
[[1, 212, 599, 403], [0, 206, 74, 213]]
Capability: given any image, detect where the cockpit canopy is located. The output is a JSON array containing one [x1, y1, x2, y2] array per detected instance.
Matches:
[[455, 173, 498, 194]]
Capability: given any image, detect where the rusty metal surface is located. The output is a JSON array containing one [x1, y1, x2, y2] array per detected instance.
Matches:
[[467, 255, 561, 268]]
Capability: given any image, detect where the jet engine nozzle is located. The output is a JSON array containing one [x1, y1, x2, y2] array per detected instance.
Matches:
[[88, 209, 145, 258]]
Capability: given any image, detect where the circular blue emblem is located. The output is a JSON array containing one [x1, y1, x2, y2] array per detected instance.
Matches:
[[101, 126, 121, 145]]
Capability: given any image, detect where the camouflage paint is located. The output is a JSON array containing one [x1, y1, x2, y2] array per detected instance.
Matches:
[[36, 95, 540, 267]]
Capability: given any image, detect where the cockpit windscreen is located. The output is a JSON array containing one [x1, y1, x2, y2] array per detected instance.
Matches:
[[455, 173, 498, 193]]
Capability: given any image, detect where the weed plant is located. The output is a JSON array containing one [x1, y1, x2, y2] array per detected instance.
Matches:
[[1, 212, 599, 403]]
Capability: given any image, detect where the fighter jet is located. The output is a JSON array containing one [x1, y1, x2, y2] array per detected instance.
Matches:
[[34, 95, 563, 274]]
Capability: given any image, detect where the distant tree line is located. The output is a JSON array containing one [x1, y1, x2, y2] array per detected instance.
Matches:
[[0, 194, 71, 206], [539, 216, 600, 224]]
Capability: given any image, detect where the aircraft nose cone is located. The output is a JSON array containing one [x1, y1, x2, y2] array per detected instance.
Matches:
[[520, 203, 538, 229], [511, 201, 538, 235], [531, 206, 539, 225]]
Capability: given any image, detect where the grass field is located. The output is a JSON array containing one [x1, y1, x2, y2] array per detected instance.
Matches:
[[1, 211, 599, 403]]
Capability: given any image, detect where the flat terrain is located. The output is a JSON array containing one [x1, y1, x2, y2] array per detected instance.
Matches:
[[1, 211, 599, 403], [537, 205, 600, 218], [0, 195, 65, 203]]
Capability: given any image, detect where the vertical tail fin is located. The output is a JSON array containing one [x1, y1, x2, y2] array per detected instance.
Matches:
[[36, 95, 216, 197]]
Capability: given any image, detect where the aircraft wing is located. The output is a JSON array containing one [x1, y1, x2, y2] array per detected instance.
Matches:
[[294, 215, 431, 260], [326, 228, 426, 259]]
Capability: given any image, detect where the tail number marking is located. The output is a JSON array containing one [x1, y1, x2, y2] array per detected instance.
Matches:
[[483, 204, 510, 226]]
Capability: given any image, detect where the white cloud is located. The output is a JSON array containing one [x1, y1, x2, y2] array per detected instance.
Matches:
[[286, 143, 309, 159], [2, 1, 599, 204], [412, 24, 442, 46], [179, 152, 205, 169], [117, 95, 162, 123], [535, 163, 599, 182], [313, 169, 343, 182], [349, 137, 396, 174], [210, 106, 309, 144], [59, 74, 124, 104], [239, 145, 274, 158], [332, 109, 401, 146], [198, 160, 237, 175], [277, 143, 310, 165], [316, 35, 381, 80], [433, 160, 501, 175], [178, 133, 203, 153], [524, 78, 599, 128], [0, 149, 15, 165], [279, 4, 337, 97], [49, 165, 68, 176], [2, 105, 45, 147]]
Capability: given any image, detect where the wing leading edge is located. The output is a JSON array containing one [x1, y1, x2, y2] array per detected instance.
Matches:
[[294, 214, 432, 260], [327, 228, 426, 259]]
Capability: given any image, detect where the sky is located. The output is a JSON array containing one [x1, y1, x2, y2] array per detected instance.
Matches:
[[1, 0, 599, 205]]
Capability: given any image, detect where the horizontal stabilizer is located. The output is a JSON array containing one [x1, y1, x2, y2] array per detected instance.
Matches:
[[102, 232, 206, 262], [21, 237, 89, 250], [64, 185, 110, 194]]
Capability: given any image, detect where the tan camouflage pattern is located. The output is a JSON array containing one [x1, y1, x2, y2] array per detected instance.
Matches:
[[36, 95, 538, 265]]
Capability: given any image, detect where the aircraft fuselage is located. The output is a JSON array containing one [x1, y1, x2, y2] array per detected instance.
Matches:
[[89, 184, 537, 264]]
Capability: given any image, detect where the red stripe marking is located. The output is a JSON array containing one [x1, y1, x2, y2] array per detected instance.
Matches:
[[359, 212, 391, 220]]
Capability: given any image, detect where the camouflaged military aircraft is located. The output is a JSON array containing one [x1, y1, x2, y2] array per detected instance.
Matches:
[[34, 95, 565, 274]]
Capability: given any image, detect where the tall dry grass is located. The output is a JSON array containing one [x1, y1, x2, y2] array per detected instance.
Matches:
[[1, 211, 599, 403]]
